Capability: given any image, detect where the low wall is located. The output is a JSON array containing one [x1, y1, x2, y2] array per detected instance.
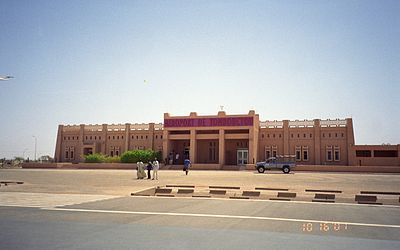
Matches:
[[22, 163, 137, 170], [21, 163, 400, 173], [294, 165, 400, 173]]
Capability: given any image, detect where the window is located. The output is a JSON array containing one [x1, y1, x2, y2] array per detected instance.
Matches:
[[326, 146, 333, 161], [161, 135, 163, 139], [273, 134, 275, 138], [113, 136, 115, 140], [108, 136, 111, 139], [323, 133, 325, 138], [156, 135, 158, 139], [85, 136, 88, 140], [70, 150, 74, 159], [356, 150, 371, 157], [122, 136, 124, 139], [303, 134, 306, 138], [261, 134, 264, 139], [302, 146, 309, 161], [335, 133, 337, 138], [374, 150, 398, 157], [99, 136, 101, 140], [68, 137, 70, 140], [291, 134, 293, 138], [265, 146, 271, 159], [342, 133, 344, 137], [295, 146, 301, 161], [279, 134, 281, 138], [116, 150, 119, 156], [209, 142, 216, 161], [90, 136, 92, 140], [272, 146, 278, 157], [267, 134, 270, 138], [310, 134, 312, 138], [65, 150, 69, 159], [94, 136, 97, 140], [141, 136, 143, 139], [297, 134, 300, 138], [334, 146, 340, 161], [146, 136, 148, 139], [117, 136, 119, 140], [329, 133, 331, 138]]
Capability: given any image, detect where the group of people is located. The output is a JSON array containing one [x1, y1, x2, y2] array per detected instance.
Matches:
[[167, 152, 180, 165], [136, 157, 192, 179], [136, 159, 159, 180]]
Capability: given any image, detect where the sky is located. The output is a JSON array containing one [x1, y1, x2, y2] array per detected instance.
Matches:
[[0, 0, 399, 159]]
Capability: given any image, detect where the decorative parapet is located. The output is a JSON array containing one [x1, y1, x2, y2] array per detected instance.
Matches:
[[84, 124, 103, 132], [260, 119, 347, 128], [154, 123, 163, 130], [107, 124, 126, 131], [260, 120, 284, 128], [62, 125, 80, 132], [320, 119, 347, 127], [289, 120, 314, 128], [130, 123, 150, 131]]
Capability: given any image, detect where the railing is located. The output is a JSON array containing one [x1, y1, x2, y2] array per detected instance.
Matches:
[[84, 124, 103, 132], [289, 120, 314, 128], [320, 119, 347, 127], [130, 123, 150, 130], [260, 120, 283, 128]]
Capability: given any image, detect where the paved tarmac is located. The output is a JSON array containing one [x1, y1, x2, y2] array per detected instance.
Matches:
[[1, 168, 399, 196], [0, 169, 399, 249]]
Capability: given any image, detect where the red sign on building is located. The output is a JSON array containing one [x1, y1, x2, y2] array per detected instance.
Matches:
[[164, 117, 253, 128]]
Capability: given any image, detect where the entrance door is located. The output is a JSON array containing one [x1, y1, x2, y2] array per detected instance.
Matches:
[[237, 149, 248, 165]]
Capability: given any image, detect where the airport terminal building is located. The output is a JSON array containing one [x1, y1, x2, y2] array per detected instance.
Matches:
[[54, 111, 400, 166]]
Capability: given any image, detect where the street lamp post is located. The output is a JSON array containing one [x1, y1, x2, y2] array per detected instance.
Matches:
[[32, 136, 37, 161]]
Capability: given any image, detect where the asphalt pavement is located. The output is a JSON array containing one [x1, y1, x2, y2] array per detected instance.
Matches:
[[0, 169, 399, 249]]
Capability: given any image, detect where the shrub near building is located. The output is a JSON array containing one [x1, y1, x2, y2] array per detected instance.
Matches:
[[120, 150, 161, 163], [84, 153, 121, 163]]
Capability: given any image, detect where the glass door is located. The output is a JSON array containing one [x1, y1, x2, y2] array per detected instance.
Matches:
[[237, 149, 248, 165]]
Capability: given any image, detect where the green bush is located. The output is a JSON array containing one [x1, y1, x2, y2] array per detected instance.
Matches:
[[104, 156, 121, 163], [84, 153, 106, 163], [120, 150, 161, 163]]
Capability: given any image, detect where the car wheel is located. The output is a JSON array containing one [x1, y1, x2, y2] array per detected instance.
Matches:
[[257, 167, 265, 173], [283, 166, 290, 174]]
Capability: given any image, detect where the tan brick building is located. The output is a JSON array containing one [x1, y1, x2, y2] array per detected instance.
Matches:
[[54, 111, 400, 166]]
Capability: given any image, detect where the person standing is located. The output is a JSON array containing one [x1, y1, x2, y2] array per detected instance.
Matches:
[[183, 158, 191, 175], [175, 153, 180, 165], [146, 161, 153, 179], [152, 158, 159, 180]]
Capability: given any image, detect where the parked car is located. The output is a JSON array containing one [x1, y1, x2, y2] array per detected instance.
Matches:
[[255, 155, 296, 173]]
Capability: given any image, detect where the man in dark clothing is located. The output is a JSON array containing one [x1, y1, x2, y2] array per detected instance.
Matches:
[[146, 162, 153, 179], [183, 158, 191, 175]]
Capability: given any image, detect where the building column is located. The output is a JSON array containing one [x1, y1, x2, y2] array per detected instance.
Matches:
[[314, 119, 321, 165], [102, 124, 108, 155], [190, 129, 197, 163], [148, 123, 155, 150], [162, 130, 169, 162], [54, 125, 63, 162], [248, 128, 258, 164], [78, 124, 85, 162], [283, 120, 289, 155], [346, 118, 355, 166], [124, 123, 130, 153], [218, 129, 225, 166]]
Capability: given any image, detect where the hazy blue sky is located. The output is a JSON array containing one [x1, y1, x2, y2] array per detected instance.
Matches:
[[0, 0, 399, 159]]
